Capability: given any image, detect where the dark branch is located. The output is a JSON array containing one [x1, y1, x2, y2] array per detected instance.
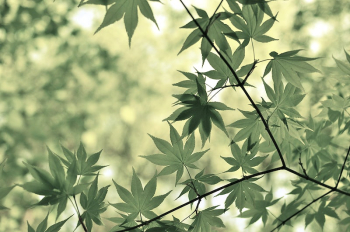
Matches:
[[115, 167, 284, 232], [285, 167, 350, 197], [71, 195, 88, 232], [178, 0, 286, 167], [271, 190, 332, 232], [335, 146, 350, 188]]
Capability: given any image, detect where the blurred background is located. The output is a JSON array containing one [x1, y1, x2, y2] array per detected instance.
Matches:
[[0, 0, 349, 231]]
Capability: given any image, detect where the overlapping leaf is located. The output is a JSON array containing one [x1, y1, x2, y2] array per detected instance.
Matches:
[[238, 190, 280, 226], [227, 0, 275, 18], [221, 139, 267, 174], [21, 144, 103, 219], [178, 7, 236, 63], [143, 123, 209, 184], [217, 178, 265, 212], [173, 71, 206, 95], [58, 143, 106, 176], [203, 46, 247, 89], [264, 50, 319, 89], [78, 175, 109, 232], [259, 80, 309, 143], [228, 109, 266, 143], [304, 200, 339, 229], [145, 216, 190, 232], [227, 4, 277, 46], [111, 170, 170, 228], [189, 206, 225, 232], [177, 169, 222, 203], [166, 78, 233, 146]]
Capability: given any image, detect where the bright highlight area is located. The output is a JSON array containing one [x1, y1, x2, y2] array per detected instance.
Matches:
[[72, 8, 95, 29], [308, 20, 332, 38]]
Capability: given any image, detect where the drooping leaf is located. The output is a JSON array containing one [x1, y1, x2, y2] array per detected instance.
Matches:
[[95, 0, 158, 46]]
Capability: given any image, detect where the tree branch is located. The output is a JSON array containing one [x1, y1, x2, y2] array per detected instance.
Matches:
[[271, 190, 332, 232], [285, 167, 350, 197], [335, 146, 350, 188], [115, 167, 284, 232], [178, 0, 286, 168]]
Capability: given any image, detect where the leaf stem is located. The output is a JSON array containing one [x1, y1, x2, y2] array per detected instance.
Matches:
[[178, 0, 286, 168], [251, 38, 256, 61]]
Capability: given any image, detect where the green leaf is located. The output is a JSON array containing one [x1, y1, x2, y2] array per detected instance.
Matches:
[[167, 89, 231, 145], [334, 56, 350, 75], [189, 206, 225, 231], [56, 197, 68, 220], [37, 213, 49, 232], [45, 215, 72, 232], [95, 0, 158, 46], [217, 178, 265, 212], [179, 8, 234, 62], [77, 142, 87, 163], [80, 192, 88, 209], [88, 174, 99, 204], [222, 140, 266, 174], [47, 147, 65, 187], [266, 50, 319, 89], [27, 221, 35, 232], [111, 174, 170, 219], [0, 185, 15, 201], [229, 5, 277, 45], [144, 124, 208, 184], [23, 162, 55, 188]]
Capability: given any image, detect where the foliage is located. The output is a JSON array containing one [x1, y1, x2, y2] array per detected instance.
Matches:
[[2, 0, 350, 231]]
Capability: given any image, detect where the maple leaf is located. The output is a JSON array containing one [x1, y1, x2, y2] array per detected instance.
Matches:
[[166, 79, 233, 146], [95, 0, 159, 46], [111, 170, 171, 223], [264, 50, 319, 90], [143, 123, 209, 184]]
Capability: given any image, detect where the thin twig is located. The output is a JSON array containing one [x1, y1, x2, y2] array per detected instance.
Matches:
[[210, 83, 240, 92], [184, 165, 202, 214], [208, 79, 229, 102], [335, 146, 350, 188], [271, 190, 332, 232], [69, 196, 88, 232], [204, 0, 224, 34], [178, 0, 286, 167], [298, 153, 308, 178], [241, 59, 258, 86]]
